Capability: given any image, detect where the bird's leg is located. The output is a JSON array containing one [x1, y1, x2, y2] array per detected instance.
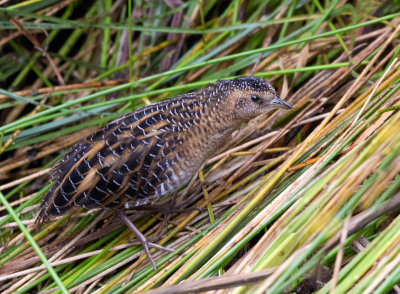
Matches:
[[131, 197, 201, 227], [117, 210, 174, 270], [173, 190, 203, 211], [171, 191, 178, 206], [159, 192, 180, 225], [129, 204, 186, 228]]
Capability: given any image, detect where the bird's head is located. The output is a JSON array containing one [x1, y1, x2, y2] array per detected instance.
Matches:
[[214, 76, 292, 121]]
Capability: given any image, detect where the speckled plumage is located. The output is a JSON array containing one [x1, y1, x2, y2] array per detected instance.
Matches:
[[37, 76, 292, 269]]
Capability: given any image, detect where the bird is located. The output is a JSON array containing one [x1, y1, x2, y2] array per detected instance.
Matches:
[[37, 76, 292, 270]]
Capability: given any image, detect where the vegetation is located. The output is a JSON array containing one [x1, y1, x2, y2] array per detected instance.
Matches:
[[1, 0, 400, 293]]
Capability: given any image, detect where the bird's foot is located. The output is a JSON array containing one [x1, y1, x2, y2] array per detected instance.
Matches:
[[117, 210, 173, 270]]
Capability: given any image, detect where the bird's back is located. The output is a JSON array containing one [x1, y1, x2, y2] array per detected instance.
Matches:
[[38, 92, 209, 221]]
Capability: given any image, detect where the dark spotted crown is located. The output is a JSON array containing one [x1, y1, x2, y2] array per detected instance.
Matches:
[[217, 76, 276, 92]]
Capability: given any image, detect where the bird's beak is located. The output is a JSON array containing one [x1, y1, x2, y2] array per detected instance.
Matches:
[[270, 96, 292, 109]]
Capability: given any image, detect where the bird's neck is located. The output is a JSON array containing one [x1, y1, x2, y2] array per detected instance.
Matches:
[[204, 102, 243, 134], [189, 104, 241, 156]]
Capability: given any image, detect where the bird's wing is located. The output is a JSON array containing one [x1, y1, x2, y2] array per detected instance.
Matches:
[[39, 105, 167, 219], [38, 95, 202, 220]]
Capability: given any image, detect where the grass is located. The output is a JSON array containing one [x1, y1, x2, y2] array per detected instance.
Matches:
[[1, 0, 400, 293]]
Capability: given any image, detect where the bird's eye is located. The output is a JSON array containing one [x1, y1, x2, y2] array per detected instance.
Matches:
[[251, 95, 261, 102]]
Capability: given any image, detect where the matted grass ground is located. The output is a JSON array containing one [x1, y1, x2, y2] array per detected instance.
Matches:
[[1, 1, 400, 293]]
